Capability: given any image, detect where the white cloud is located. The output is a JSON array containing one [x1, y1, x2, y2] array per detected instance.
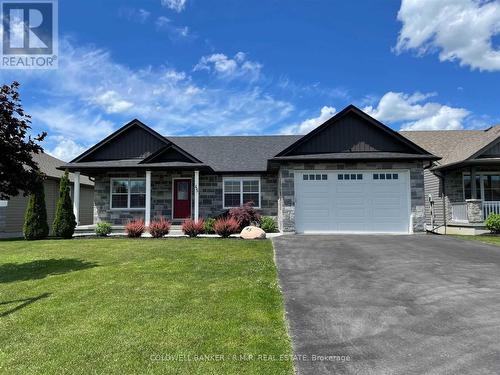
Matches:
[[30, 104, 115, 142], [161, 0, 187, 13], [194, 52, 262, 81], [2, 39, 294, 142], [118, 8, 151, 23], [156, 16, 170, 29], [395, 0, 500, 71], [46, 136, 87, 162], [280, 106, 336, 134], [92, 90, 133, 114], [363, 92, 470, 130], [155, 16, 192, 40]]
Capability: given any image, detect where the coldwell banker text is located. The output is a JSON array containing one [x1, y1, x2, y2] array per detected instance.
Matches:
[[1, 0, 58, 69]]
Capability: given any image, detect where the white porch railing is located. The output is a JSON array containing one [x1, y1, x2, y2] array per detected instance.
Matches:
[[451, 202, 468, 222], [483, 201, 500, 219]]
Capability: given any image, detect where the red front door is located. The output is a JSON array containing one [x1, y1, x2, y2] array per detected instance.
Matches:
[[173, 179, 191, 219]]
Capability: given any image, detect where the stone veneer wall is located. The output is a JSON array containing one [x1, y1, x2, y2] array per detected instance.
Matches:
[[199, 173, 278, 218], [278, 161, 425, 233], [93, 171, 278, 225]]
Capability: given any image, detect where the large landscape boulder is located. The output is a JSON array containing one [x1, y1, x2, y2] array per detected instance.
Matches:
[[240, 226, 266, 240]]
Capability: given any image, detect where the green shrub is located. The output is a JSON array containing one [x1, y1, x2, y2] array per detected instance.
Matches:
[[52, 170, 76, 239], [260, 216, 278, 233], [96, 222, 112, 237], [23, 178, 49, 240], [204, 218, 216, 234], [485, 213, 500, 233]]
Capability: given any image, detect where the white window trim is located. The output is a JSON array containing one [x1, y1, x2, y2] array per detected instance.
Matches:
[[222, 176, 261, 209], [110, 177, 146, 210]]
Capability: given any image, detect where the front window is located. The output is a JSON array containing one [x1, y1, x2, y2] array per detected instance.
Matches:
[[463, 173, 500, 201], [482, 175, 500, 201], [223, 177, 260, 208], [111, 178, 146, 209], [463, 175, 480, 200]]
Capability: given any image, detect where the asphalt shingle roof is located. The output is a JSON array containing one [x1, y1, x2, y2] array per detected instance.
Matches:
[[401, 126, 500, 168], [34, 152, 93, 185], [167, 135, 302, 172]]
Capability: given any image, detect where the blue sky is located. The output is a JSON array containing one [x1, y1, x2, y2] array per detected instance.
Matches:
[[2, 0, 500, 160]]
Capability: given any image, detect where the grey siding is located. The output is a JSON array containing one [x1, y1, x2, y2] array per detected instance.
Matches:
[[0, 179, 94, 236], [288, 113, 410, 155], [424, 169, 445, 227], [2, 194, 28, 235], [278, 161, 426, 233], [77, 186, 94, 225]]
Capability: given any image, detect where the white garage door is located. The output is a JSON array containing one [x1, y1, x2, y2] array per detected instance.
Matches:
[[295, 170, 411, 234]]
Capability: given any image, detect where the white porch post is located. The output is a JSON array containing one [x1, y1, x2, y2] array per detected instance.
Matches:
[[194, 170, 199, 221], [145, 170, 152, 226], [73, 172, 80, 226], [470, 167, 477, 199]]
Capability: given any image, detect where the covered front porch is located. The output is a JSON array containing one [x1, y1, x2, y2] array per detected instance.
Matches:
[[71, 169, 202, 227], [446, 164, 500, 230]]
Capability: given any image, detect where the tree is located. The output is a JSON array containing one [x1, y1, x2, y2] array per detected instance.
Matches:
[[0, 81, 46, 200], [52, 170, 76, 239], [23, 175, 49, 240]]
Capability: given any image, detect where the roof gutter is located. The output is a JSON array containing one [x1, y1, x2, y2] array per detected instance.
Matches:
[[431, 158, 500, 171]]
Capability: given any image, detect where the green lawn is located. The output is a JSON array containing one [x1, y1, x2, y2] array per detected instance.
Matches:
[[0, 238, 293, 375], [451, 234, 500, 247]]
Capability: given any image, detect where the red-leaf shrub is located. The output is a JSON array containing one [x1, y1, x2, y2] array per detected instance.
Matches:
[[214, 217, 240, 238], [229, 202, 261, 229], [125, 219, 145, 238], [148, 217, 171, 238], [181, 219, 204, 237]]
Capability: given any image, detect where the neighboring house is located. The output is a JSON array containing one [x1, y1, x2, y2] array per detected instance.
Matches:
[[0, 152, 94, 238], [402, 127, 500, 234], [60, 105, 437, 234]]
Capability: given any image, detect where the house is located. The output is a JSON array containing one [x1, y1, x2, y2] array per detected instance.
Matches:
[[60, 105, 439, 234], [402, 127, 500, 235], [0, 152, 94, 238]]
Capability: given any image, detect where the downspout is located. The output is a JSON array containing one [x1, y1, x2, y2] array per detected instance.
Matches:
[[424, 164, 447, 235]]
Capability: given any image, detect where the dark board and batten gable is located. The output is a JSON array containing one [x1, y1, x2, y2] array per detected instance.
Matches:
[[276, 105, 435, 158], [71, 119, 168, 163], [139, 144, 202, 164]]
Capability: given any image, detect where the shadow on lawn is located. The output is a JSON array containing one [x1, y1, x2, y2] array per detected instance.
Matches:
[[0, 293, 51, 317], [0, 259, 98, 283]]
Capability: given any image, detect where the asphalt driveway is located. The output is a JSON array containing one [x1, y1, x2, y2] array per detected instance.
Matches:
[[273, 235, 500, 375]]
